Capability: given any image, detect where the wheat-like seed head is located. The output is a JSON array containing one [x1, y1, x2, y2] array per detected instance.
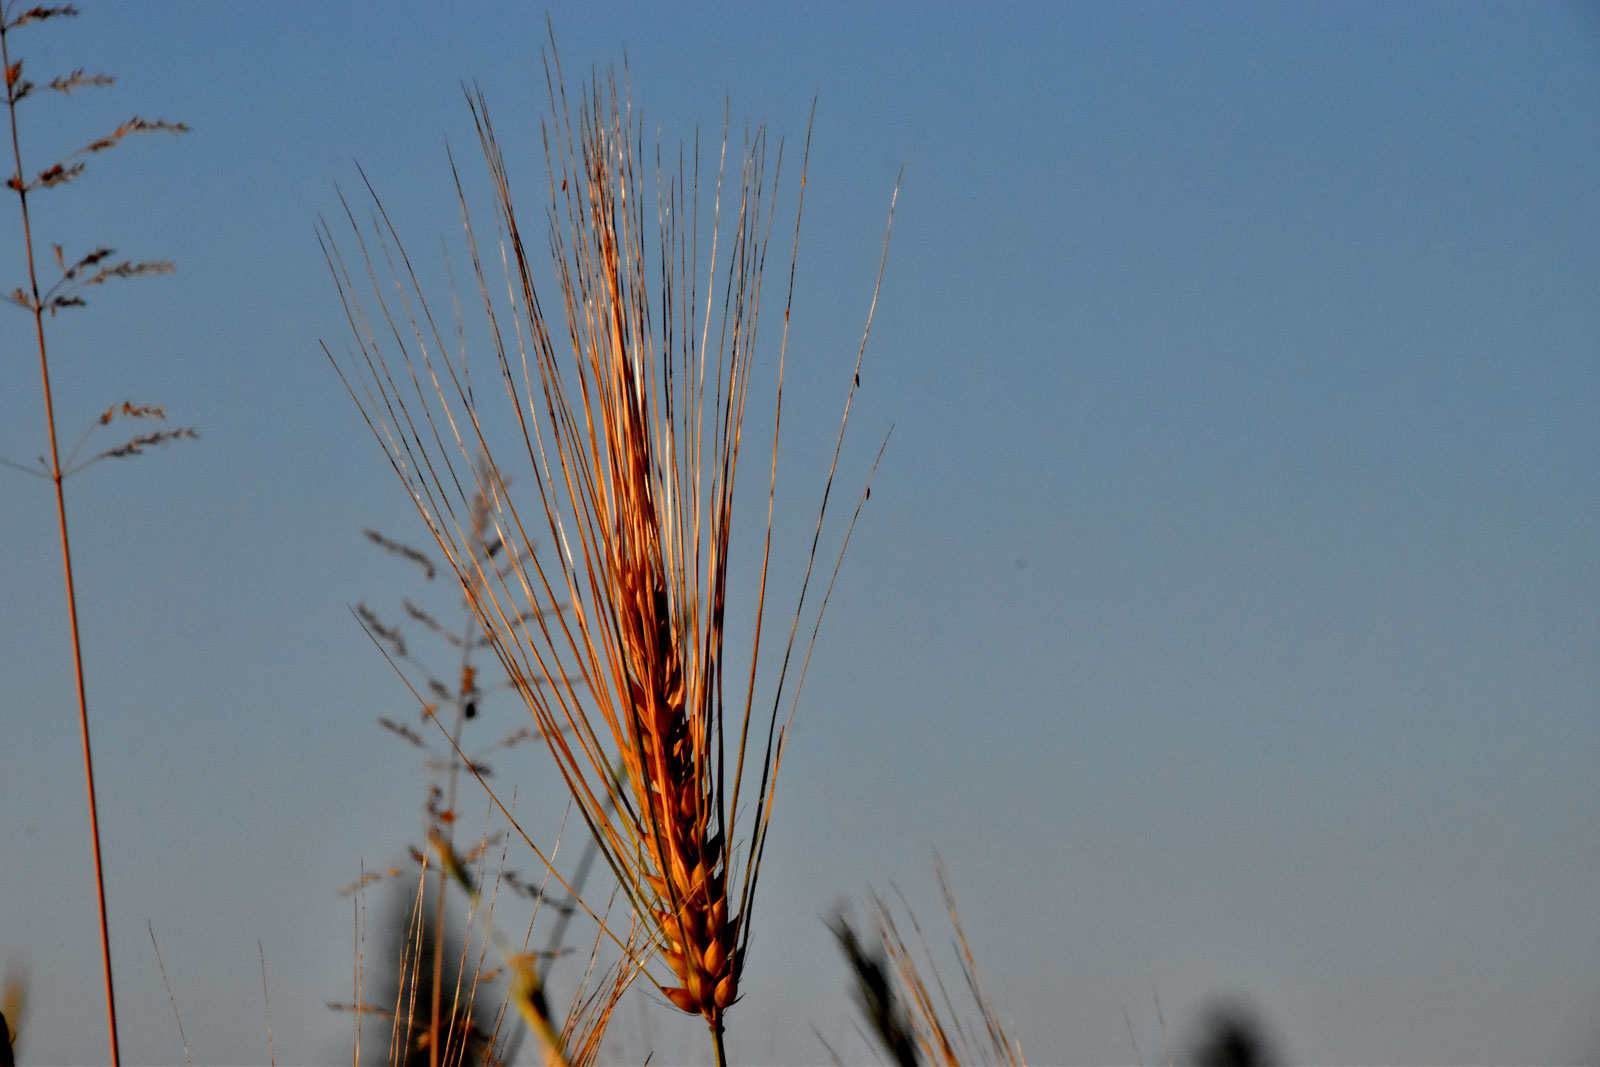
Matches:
[[324, 33, 894, 1046]]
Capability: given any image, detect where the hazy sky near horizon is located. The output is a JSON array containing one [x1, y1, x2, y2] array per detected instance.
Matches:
[[2, 3, 1597, 1064]]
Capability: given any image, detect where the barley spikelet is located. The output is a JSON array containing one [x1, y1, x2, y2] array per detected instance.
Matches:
[[324, 31, 895, 1053]]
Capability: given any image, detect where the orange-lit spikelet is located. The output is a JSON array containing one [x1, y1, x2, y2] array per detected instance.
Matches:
[[325, 41, 894, 1044]]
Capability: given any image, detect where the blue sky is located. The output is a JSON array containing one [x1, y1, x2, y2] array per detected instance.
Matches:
[[2, 3, 1597, 1064]]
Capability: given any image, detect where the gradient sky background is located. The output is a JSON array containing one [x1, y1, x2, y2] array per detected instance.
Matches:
[[2, 3, 1597, 1064]]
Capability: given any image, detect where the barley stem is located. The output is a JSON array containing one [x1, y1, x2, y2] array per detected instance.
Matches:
[[711, 1019, 728, 1067]]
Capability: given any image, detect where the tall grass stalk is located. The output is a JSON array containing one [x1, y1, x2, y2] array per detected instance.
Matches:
[[2, 7, 186, 1063], [325, 36, 894, 1064]]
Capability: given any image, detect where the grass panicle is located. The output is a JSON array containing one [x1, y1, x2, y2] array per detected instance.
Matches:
[[3, 6, 189, 1063], [324, 28, 894, 1063]]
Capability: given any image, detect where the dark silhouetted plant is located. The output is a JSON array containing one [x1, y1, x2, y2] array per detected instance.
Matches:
[[1189, 1000, 1279, 1067]]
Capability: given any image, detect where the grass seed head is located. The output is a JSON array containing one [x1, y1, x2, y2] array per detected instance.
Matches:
[[325, 28, 895, 1048]]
